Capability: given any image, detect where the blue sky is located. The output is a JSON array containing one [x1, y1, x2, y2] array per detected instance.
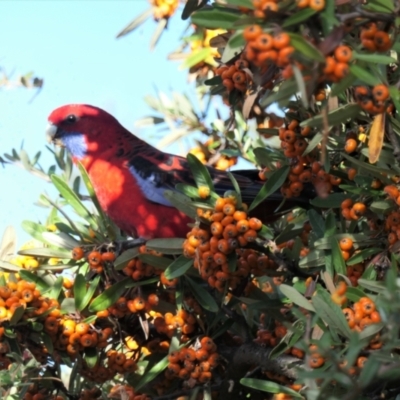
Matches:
[[0, 1, 205, 245]]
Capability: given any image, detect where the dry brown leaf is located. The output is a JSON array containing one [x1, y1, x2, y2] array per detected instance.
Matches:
[[368, 112, 385, 164]]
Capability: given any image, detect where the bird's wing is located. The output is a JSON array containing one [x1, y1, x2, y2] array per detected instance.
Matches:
[[126, 149, 263, 206]]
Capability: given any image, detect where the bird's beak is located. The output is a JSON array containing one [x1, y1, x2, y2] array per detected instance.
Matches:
[[45, 123, 58, 144]]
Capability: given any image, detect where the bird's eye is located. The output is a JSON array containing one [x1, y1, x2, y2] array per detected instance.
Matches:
[[65, 114, 77, 124]]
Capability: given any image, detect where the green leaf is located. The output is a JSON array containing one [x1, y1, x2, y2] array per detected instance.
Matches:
[[165, 255, 193, 279], [50, 175, 97, 227], [330, 73, 356, 97], [187, 153, 215, 191], [308, 209, 325, 239], [331, 238, 347, 275], [181, 48, 213, 70], [300, 104, 362, 129], [310, 193, 350, 208], [134, 356, 169, 391], [226, 172, 242, 209], [226, 0, 254, 8], [261, 79, 298, 108], [61, 298, 76, 314], [164, 190, 197, 219], [249, 166, 290, 211], [356, 279, 385, 293], [18, 247, 71, 259], [347, 248, 382, 265], [21, 221, 48, 244], [89, 277, 131, 312], [49, 276, 64, 300], [185, 276, 218, 312], [298, 248, 325, 268], [312, 287, 352, 338], [0, 260, 22, 272], [84, 347, 98, 369], [279, 284, 315, 312], [221, 31, 245, 63], [114, 248, 140, 270], [191, 7, 241, 29], [41, 232, 80, 251], [289, 32, 325, 62], [75, 274, 101, 312], [9, 306, 25, 326], [204, 76, 222, 86], [138, 254, 172, 269], [240, 379, 302, 397], [146, 238, 184, 254], [283, 8, 317, 28], [176, 183, 202, 199], [116, 8, 153, 38], [181, 0, 206, 19], [352, 52, 397, 64], [349, 65, 380, 86]]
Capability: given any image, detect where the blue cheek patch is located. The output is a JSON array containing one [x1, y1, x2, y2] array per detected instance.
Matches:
[[60, 131, 87, 160]]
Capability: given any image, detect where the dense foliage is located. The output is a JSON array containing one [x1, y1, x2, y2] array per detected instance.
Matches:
[[1, 0, 400, 399]]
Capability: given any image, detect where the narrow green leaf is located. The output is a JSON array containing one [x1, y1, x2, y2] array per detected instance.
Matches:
[[116, 8, 153, 38], [261, 79, 298, 108], [21, 221, 48, 244], [249, 166, 290, 211], [283, 8, 317, 28], [9, 306, 25, 326], [146, 238, 184, 254], [187, 153, 215, 191], [347, 248, 382, 265], [49, 276, 64, 300], [75, 274, 101, 311], [330, 73, 356, 96], [310, 193, 350, 208], [185, 276, 218, 312], [289, 32, 325, 62], [308, 209, 325, 239], [165, 255, 193, 279], [51, 175, 97, 226], [312, 287, 352, 338], [279, 284, 315, 312], [349, 65, 380, 86], [84, 347, 98, 369], [240, 379, 302, 397], [164, 190, 197, 219], [352, 52, 397, 64], [134, 356, 169, 391], [191, 7, 240, 29], [181, 48, 212, 70], [138, 254, 172, 269], [89, 277, 131, 312], [300, 104, 362, 129], [114, 248, 140, 270], [331, 239, 347, 275], [18, 247, 71, 259]]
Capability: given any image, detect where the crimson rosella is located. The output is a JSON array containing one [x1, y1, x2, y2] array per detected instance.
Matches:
[[46, 104, 309, 239]]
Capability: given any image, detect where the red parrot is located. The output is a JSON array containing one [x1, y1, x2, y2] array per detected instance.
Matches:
[[46, 104, 309, 239]]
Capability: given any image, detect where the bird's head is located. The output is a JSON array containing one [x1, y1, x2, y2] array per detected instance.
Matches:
[[46, 104, 120, 159]]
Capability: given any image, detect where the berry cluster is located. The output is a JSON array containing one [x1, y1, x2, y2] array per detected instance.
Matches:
[[166, 336, 219, 385]]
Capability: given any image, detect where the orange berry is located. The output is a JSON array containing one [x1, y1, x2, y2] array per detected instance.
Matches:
[[334, 45, 352, 63], [372, 84, 389, 102], [339, 237, 353, 251], [273, 32, 291, 49], [72, 247, 84, 260], [344, 138, 357, 153], [243, 25, 262, 42], [309, 0, 325, 11], [87, 251, 102, 267]]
